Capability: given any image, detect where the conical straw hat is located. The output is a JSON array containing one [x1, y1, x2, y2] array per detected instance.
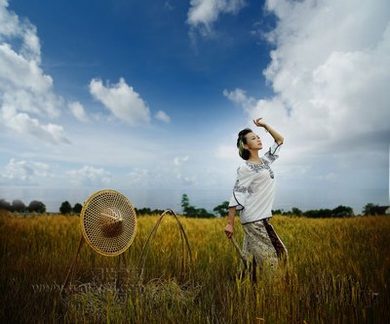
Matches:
[[80, 189, 137, 256]]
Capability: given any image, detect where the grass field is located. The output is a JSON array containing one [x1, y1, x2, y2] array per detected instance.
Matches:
[[0, 210, 389, 323]]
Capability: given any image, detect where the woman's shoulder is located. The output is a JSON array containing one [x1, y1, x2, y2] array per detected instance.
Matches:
[[236, 161, 252, 173]]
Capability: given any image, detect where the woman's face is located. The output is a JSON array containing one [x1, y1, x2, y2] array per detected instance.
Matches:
[[244, 132, 263, 150]]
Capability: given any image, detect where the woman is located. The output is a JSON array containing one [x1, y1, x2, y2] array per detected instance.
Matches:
[[224, 118, 288, 275]]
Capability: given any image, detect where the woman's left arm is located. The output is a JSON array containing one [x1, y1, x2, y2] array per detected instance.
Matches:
[[253, 118, 284, 145]]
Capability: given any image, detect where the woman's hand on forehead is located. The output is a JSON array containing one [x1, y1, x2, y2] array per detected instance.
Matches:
[[253, 117, 267, 128]]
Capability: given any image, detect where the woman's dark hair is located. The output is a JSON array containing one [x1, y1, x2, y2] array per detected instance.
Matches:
[[237, 128, 253, 160]]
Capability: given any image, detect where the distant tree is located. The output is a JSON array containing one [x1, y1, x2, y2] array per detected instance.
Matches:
[[135, 207, 149, 215], [28, 200, 46, 213], [301, 206, 354, 218], [137, 208, 153, 215], [273, 208, 303, 216], [333, 205, 354, 217], [60, 201, 72, 214], [180, 193, 214, 218], [362, 203, 388, 216], [134, 207, 166, 215], [73, 203, 83, 214], [0, 199, 11, 211], [196, 208, 214, 218], [184, 205, 197, 217], [11, 199, 26, 213], [291, 207, 303, 216], [363, 203, 376, 215], [271, 205, 355, 218], [303, 208, 333, 218], [181, 194, 190, 212], [213, 201, 229, 217]]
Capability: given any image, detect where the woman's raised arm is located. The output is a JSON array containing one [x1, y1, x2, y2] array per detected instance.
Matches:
[[253, 118, 284, 145]]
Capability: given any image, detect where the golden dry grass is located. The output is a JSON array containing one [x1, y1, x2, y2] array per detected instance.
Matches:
[[0, 210, 389, 323]]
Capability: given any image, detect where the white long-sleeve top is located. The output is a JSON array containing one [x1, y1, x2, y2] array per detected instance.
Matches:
[[228, 142, 282, 224]]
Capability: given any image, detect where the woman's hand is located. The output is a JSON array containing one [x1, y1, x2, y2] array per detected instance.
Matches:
[[224, 223, 234, 239], [253, 117, 267, 128], [254, 118, 284, 141]]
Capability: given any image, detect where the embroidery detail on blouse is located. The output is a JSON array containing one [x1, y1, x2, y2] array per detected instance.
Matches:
[[246, 161, 274, 179], [263, 143, 281, 163], [264, 151, 279, 163], [233, 179, 254, 194]]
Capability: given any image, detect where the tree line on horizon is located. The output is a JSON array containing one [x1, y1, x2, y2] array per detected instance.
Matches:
[[180, 194, 389, 218], [0, 199, 46, 213], [0, 196, 388, 218]]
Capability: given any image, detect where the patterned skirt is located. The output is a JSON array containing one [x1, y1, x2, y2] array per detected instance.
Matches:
[[242, 218, 288, 270]]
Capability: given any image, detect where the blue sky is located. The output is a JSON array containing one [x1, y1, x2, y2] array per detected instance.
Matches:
[[0, 0, 389, 214]]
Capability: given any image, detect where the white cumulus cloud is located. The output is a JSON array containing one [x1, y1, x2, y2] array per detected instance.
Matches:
[[0, 1, 69, 144], [89, 78, 151, 125], [66, 165, 112, 185], [187, 0, 246, 36], [68, 101, 88, 122], [226, 0, 390, 154], [67, 165, 112, 186], [2, 106, 69, 144], [1, 158, 33, 182], [155, 110, 171, 123], [223, 88, 255, 111], [0, 158, 52, 184]]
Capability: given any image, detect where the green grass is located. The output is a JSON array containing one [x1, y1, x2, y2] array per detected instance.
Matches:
[[0, 210, 389, 323]]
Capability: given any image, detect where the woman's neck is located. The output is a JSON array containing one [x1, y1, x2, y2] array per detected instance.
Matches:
[[248, 152, 262, 163]]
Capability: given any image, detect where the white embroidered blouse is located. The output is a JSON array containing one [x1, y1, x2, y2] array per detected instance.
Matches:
[[228, 141, 282, 224]]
